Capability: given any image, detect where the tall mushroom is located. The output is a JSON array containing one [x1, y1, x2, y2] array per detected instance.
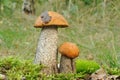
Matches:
[[58, 42, 79, 73], [34, 11, 68, 75]]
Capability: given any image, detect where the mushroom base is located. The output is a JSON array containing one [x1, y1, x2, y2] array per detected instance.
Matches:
[[34, 26, 58, 75], [59, 55, 76, 73]]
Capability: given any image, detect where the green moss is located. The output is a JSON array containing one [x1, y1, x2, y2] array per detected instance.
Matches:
[[1, 57, 120, 79], [0, 57, 94, 79], [39, 73, 85, 80], [106, 68, 120, 75], [0, 57, 42, 80], [76, 59, 100, 74]]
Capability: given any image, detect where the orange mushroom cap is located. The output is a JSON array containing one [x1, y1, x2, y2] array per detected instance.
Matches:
[[34, 11, 69, 28], [59, 42, 79, 59]]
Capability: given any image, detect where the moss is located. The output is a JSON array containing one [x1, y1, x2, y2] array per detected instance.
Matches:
[[0, 56, 42, 80], [106, 68, 120, 75], [76, 59, 100, 74], [0, 57, 120, 79]]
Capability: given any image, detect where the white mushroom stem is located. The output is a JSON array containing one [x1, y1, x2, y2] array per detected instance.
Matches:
[[59, 55, 76, 73], [34, 26, 58, 74]]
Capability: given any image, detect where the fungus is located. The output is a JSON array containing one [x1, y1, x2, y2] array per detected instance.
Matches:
[[34, 11, 68, 75], [58, 42, 79, 73]]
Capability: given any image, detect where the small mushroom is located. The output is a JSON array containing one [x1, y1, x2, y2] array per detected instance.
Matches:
[[34, 11, 68, 75], [58, 42, 79, 73]]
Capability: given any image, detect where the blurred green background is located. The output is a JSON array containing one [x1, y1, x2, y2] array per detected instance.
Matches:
[[0, 0, 120, 68]]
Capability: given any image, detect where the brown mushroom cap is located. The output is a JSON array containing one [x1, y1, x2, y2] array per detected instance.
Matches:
[[59, 42, 79, 59], [34, 11, 69, 28]]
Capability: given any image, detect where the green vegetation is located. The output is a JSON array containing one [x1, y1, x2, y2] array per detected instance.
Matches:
[[0, 57, 86, 79], [107, 67, 120, 75], [0, 57, 119, 79], [0, 57, 42, 80], [76, 59, 100, 74], [0, 0, 120, 79]]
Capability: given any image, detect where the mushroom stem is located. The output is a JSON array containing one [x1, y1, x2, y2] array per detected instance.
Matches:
[[34, 26, 58, 74], [59, 55, 76, 73]]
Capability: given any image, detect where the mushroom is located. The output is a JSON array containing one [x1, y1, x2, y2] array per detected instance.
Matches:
[[34, 11, 68, 75], [58, 42, 79, 73]]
